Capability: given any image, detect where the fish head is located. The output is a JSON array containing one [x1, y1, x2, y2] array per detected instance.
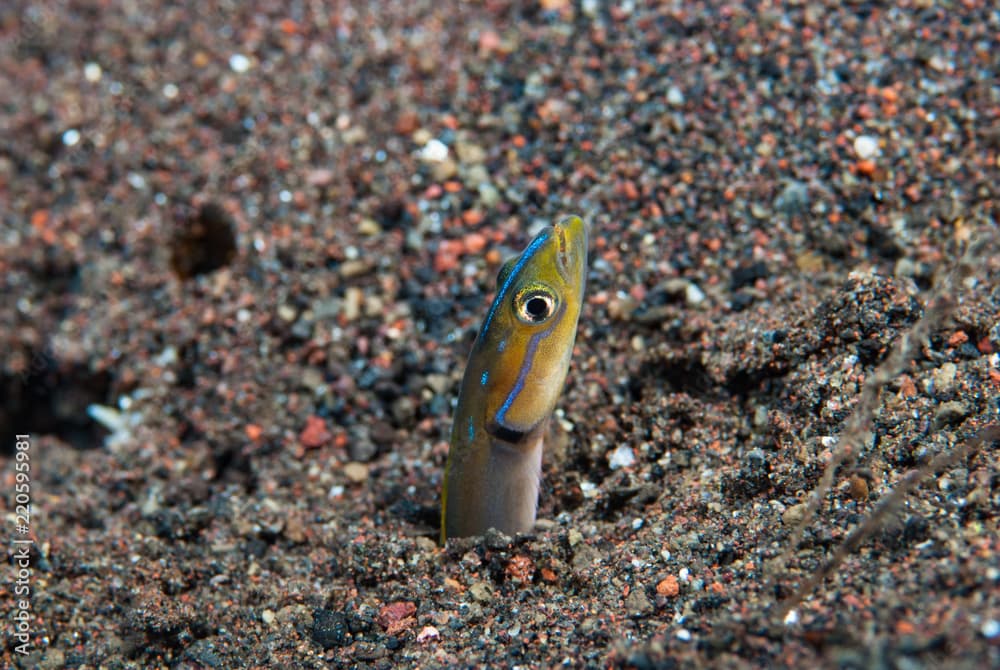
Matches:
[[472, 215, 588, 443]]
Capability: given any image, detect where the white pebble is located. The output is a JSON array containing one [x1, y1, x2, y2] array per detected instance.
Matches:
[[87, 404, 126, 433], [417, 625, 440, 643], [928, 55, 950, 72], [83, 62, 102, 82], [853, 134, 879, 160], [162, 83, 179, 99], [229, 53, 251, 73], [666, 85, 685, 106], [608, 444, 636, 469], [981, 619, 1000, 639], [127, 172, 147, 189], [675, 628, 692, 642], [153, 346, 177, 366], [62, 129, 81, 146], [685, 282, 705, 305], [418, 138, 449, 162], [783, 609, 800, 625]]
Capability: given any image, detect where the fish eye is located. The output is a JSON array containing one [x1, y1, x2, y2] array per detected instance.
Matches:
[[514, 287, 557, 324]]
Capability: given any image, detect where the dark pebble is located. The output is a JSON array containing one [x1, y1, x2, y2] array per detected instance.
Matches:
[[312, 609, 352, 649], [370, 420, 396, 447], [483, 527, 513, 550], [730, 261, 769, 291], [182, 638, 223, 668]]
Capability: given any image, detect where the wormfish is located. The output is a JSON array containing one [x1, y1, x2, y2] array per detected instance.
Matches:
[[441, 216, 588, 542]]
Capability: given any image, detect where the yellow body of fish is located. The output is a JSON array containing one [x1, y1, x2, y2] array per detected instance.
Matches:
[[441, 216, 588, 542]]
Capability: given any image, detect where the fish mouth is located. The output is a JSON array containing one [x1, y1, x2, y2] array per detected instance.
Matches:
[[554, 215, 588, 282]]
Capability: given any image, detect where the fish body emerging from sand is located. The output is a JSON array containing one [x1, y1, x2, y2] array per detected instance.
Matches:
[[441, 216, 588, 542]]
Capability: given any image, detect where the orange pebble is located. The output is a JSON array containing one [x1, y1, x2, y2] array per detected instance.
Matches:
[[299, 415, 331, 449], [988, 369, 1000, 386], [898, 375, 917, 398], [462, 209, 484, 226], [623, 180, 639, 200], [434, 240, 462, 273], [464, 232, 488, 255], [857, 103, 876, 119], [856, 159, 877, 176], [31, 209, 49, 229], [246, 424, 263, 441], [656, 575, 679, 597]]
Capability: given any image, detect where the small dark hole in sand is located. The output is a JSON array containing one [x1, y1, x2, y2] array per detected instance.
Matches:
[[170, 201, 237, 279], [1, 349, 112, 453]]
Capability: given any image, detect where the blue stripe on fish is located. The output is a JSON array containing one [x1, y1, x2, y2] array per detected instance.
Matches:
[[479, 230, 551, 338]]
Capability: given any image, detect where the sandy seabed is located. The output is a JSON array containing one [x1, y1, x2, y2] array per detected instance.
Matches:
[[1, 1, 999, 668]]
